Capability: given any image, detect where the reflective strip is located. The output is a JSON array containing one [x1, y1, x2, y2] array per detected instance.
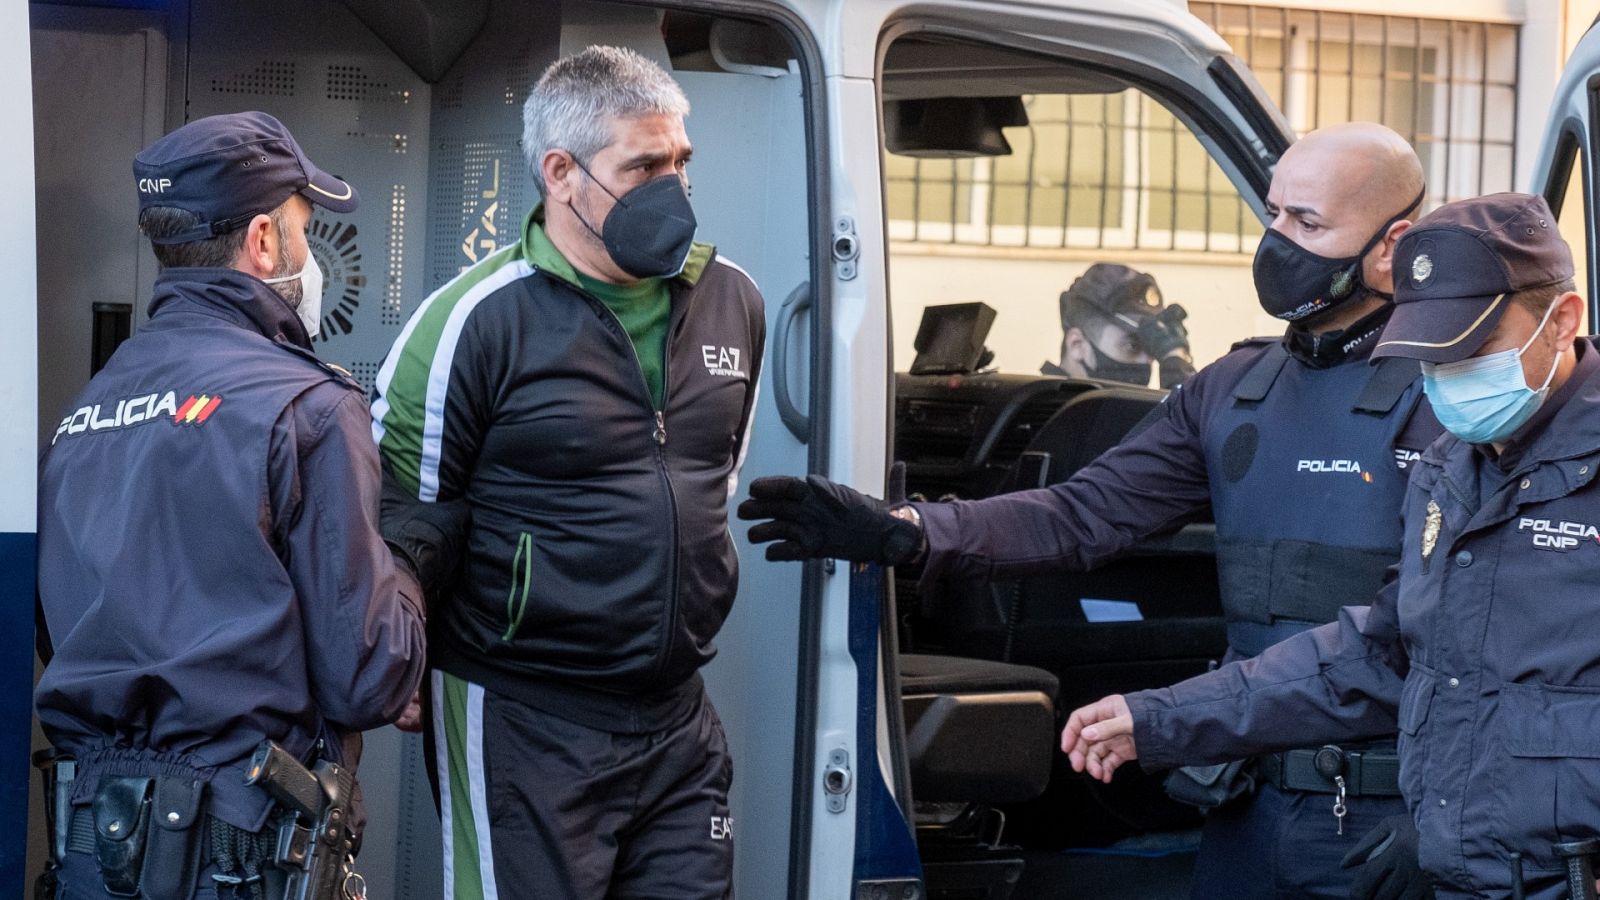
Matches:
[[435, 670, 499, 900]]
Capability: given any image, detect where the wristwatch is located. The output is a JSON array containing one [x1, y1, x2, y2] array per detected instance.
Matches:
[[889, 504, 922, 529], [888, 504, 927, 565]]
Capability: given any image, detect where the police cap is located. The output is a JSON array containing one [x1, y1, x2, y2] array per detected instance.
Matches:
[[1060, 262, 1165, 328], [133, 111, 358, 245], [1374, 192, 1573, 364]]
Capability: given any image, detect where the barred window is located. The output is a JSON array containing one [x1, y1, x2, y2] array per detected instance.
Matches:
[[884, 4, 1520, 251]]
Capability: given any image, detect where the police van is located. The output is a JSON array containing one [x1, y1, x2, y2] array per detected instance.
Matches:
[[5, 0, 1597, 897]]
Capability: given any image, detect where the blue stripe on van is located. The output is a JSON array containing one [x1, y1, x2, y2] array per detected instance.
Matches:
[[848, 564, 923, 886], [0, 531, 36, 899]]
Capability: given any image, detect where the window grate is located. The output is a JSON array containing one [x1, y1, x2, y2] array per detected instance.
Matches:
[[885, 5, 1519, 251]]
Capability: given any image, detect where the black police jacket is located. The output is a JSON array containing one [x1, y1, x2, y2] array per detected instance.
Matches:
[[34, 269, 426, 831]]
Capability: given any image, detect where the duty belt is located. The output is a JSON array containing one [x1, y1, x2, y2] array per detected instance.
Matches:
[[1259, 744, 1401, 798]]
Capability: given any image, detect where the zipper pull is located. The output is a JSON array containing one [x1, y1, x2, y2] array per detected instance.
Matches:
[[653, 411, 667, 445]]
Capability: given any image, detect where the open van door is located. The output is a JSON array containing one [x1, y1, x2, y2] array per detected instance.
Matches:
[[1530, 16, 1600, 321], [788, 1, 1293, 897]]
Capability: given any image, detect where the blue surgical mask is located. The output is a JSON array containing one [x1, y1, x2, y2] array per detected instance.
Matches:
[[1421, 299, 1562, 445]]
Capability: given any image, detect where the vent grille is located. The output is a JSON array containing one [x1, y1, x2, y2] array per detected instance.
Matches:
[[348, 361, 382, 393], [346, 132, 410, 154], [897, 398, 979, 463], [210, 61, 296, 96], [384, 185, 408, 326], [327, 64, 410, 103], [990, 394, 1070, 461]]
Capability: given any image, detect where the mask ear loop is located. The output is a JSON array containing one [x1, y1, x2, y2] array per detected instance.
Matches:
[[1351, 186, 1428, 300], [565, 153, 625, 244], [1520, 293, 1566, 393]]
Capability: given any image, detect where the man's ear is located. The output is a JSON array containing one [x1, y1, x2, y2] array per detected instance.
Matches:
[[1062, 326, 1094, 372], [542, 150, 579, 206], [235, 213, 279, 278], [1552, 290, 1586, 351], [1370, 219, 1412, 280]]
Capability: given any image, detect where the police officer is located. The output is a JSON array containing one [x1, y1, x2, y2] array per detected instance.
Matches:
[[1063, 192, 1599, 900], [34, 112, 427, 898], [1043, 262, 1196, 388], [738, 122, 1440, 899]]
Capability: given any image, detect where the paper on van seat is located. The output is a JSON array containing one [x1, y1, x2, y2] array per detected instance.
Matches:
[[1079, 599, 1143, 622]]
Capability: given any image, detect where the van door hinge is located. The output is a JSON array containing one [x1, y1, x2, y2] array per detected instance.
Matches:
[[832, 216, 860, 281], [823, 748, 852, 813]]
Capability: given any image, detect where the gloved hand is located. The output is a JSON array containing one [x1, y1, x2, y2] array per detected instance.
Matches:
[[1136, 303, 1191, 360], [737, 475, 923, 564], [380, 472, 471, 600], [1341, 814, 1433, 900]]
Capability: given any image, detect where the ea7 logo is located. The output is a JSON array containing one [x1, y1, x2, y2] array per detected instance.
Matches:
[[137, 177, 172, 194], [709, 816, 733, 841], [701, 345, 746, 378], [1518, 517, 1600, 551]]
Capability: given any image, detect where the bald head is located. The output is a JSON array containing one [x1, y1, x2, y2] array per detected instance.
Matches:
[[1280, 123, 1424, 225]]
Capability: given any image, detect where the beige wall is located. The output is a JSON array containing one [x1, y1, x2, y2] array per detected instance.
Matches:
[[890, 245, 1270, 379]]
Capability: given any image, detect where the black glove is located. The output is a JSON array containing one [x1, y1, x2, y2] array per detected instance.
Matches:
[[1136, 303, 1191, 360], [1341, 814, 1433, 900], [737, 475, 923, 564], [380, 471, 470, 600]]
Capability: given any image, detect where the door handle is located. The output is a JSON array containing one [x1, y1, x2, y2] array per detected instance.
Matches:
[[773, 280, 811, 442]]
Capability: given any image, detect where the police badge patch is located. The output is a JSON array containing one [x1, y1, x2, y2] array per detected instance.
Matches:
[[1412, 253, 1434, 284], [1421, 500, 1441, 562]]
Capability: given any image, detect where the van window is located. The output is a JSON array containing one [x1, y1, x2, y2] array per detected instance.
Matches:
[[1545, 127, 1590, 308], [883, 43, 1276, 381]]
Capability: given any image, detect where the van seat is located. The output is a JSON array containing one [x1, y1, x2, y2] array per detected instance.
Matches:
[[900, 654, 1058, 805]]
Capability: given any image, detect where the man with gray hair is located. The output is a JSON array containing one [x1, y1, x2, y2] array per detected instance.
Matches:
[[374, 45, 765, 899]]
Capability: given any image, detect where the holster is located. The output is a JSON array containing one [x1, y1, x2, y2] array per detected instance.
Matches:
[[88, 775, 207, 899], [140, 778, 207, 900], [93, 777, 154, 896], [1163, 758, 1258, 810]]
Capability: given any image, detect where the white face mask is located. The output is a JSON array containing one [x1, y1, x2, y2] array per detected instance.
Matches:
[[264, 251, 325, 339]]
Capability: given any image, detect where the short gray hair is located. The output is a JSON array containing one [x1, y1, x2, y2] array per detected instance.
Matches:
[[522, 45, 690, 197]]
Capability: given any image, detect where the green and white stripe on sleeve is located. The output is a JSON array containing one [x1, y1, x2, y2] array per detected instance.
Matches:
[[371, 244, 532, 500]]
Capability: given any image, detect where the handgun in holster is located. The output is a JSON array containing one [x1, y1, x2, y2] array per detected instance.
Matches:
[[246, 740, 366, 900]]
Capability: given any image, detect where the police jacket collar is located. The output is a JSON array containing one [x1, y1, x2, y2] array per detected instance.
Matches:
[[1283, 303, 1392, 369], [147, 267, 313, 350]]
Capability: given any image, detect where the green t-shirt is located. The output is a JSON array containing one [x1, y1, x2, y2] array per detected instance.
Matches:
[[527, 219, 671, 409]]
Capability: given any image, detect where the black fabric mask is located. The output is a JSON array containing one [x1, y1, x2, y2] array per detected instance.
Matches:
[[1284, 303, 1394, 369], [1088, 342, 1154, 386], [571, 161, 698, 279], [1252, 188, 1423, 322]]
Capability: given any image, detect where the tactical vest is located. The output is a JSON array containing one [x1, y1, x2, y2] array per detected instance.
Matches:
[[1205, 343, 1423, 657]]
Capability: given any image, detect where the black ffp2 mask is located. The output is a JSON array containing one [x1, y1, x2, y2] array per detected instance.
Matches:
[[1252, 188, 1423, 322], [572, 163, 698, 280], [1088, 342, 1153, 386]]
